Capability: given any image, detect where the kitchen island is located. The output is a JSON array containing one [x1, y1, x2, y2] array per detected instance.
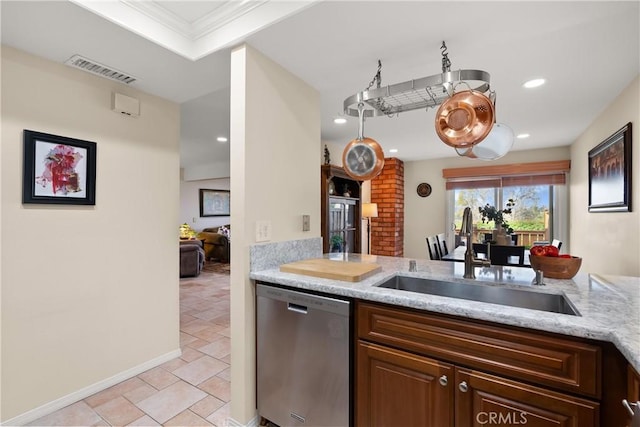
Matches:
[[251, 253, 640, 373], [251, 251, 640, 425]]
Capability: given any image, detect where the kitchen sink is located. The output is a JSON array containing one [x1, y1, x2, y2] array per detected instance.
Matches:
[[377, 276, 580, 316]]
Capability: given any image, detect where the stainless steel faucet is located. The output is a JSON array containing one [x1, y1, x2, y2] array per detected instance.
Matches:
[[460, 207, 491, 279]]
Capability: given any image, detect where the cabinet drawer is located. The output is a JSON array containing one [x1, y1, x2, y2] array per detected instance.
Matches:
[[357, 301, 601, 398]]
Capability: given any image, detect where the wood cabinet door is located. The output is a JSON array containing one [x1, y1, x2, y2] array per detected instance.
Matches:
[[356, 341, 453, 427], [455, 367, 599, 427]]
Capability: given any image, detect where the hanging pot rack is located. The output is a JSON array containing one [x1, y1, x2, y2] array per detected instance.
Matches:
[[340, 41, 514, 163], [343, 68, 491, 118]]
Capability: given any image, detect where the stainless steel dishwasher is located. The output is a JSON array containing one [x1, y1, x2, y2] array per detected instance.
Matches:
[[256, 283, 351, 427]]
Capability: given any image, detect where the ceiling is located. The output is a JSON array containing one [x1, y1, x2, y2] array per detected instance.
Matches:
[[2, 1, 639, 170]]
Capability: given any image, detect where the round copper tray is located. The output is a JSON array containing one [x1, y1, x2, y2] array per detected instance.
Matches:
[[342, 137, 385, 181], [435, 90, 495, 148]]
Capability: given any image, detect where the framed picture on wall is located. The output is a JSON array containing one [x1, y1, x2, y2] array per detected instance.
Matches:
[[22, 130, 97, 205], [588, 122, 632, 212], [200, 189, 230, 217]]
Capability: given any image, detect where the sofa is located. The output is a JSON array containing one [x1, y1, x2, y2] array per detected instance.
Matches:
[[197, 225, 230, 263], [179, 240, 205, 277]]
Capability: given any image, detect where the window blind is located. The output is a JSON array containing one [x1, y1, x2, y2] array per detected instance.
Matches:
[[443, 160, 570, 190]]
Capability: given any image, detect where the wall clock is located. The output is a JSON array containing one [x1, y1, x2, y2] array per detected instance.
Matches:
[[417, 182, 432, 198]]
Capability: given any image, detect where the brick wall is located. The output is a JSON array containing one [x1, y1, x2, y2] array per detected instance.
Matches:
[[371, 158, 404, 256]]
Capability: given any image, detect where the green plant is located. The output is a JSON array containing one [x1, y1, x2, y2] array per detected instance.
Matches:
[[330, 234, 344, 248], [478, 199, 516, 234]]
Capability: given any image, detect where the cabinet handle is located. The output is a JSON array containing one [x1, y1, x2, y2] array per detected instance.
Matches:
[[623, 399, 639, 417], [459, 381, 468, 393], [439, 375, 448, 386]]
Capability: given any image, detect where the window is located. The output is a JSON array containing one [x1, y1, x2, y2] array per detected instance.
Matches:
[[443, 161, 570, 250]]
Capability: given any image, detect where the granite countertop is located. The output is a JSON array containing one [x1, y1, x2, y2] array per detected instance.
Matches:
[[250, 253, 640, 373]]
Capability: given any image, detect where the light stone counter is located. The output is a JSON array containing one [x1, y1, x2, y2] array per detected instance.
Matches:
[[250, 246, 640, 374]]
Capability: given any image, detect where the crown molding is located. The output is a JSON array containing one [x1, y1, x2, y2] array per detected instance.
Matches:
[[69, 0, 319, 61]]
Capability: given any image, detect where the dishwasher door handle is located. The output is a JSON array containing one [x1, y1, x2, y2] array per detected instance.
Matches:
[[287, 303, 308, 314]]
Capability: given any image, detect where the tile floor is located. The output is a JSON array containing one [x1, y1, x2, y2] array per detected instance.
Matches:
[[29, 267, 231, 426]]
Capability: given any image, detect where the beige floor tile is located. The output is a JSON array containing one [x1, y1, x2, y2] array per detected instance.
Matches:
[[124, 383, 159, 404], [198, 337, 231, 359], [180, 346, 205, 362], [186, 338, 211, 350], [173, 355, 228, 386], [94, 396, 145, 426], [27, 401, 104, 426], [198, 376, 231, 402], [192, 308, 225, 321], [192, 325, 226, 341], [210, 315, 230, 327], [160, 357, 189, 372], [181, 318, 215, 334], [180, 313, 198, 324], [165, 409, 213, 426], [180, 332, 199, 346], [190, 395, 225, 419], [218, 327, 231, 338], [188, 300, 217, 311], [84, 377, 147, 408], [220, 354, 231, 364], [216, 367, 231, 382], [138, 366, 180, 390], [206, 401, 230, 427], [135, 380, 207, 424], [126, 414, 161, 426]]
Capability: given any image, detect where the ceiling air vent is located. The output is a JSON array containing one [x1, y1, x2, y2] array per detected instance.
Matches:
[[64, 55, 137, 84]]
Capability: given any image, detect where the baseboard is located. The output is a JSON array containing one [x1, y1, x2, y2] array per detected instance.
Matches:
[[227, 415, 259, 427], [2, 348, 182, 426]]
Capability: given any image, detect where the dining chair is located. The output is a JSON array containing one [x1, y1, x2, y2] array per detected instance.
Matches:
[[436, 233, 449, 257], [511, 234, 519, 245], [490, 245, 526, 266], [472, 243, 489, 257], [426, 236, 441, 260], [551, 239, 563, 250]]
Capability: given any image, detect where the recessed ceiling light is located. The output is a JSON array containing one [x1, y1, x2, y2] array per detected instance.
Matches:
[[333, 117, 347, 124], [523, 78, 545, 89], [217, 136, 228, 142], [389, 149, 398, 153], [516, 133, 530, 139]]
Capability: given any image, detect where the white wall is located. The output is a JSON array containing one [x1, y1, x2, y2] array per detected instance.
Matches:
[[1, 47, 180, 421], [570, 76, 639, 276], [229, 44, 320, 423], [180, 177, 230, 231], [404, 147, 571, 260]]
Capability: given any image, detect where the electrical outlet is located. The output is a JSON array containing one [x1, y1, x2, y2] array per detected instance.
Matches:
[[302, 215, 310, 231], [256, 220, 272, 242]]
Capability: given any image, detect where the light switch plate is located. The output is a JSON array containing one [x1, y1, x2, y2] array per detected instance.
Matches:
[[256, 220, 272, 242], [302, 215, 310, 231]]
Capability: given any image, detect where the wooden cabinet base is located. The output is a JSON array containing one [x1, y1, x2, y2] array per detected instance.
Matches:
[[357, 341, 453, 427]]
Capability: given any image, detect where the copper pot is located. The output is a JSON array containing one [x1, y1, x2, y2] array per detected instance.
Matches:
[[435, 90, 495, 148], [342, 104, 384, 181]]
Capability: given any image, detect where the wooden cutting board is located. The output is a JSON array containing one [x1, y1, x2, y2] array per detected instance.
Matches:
[[279, 258, 382, 282]]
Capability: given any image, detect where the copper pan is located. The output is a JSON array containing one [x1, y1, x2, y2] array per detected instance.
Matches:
[[342, 104, 384, 181], [435, 90, 495, 148]]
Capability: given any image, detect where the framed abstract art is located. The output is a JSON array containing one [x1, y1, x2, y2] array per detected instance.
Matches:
[[22, 130, 97, 205]]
